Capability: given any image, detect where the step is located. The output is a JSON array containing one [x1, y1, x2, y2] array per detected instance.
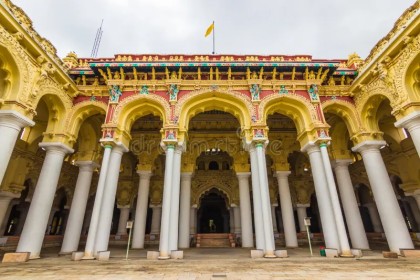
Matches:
[[198, 234, 231, 239], [199, 239, 231, 248]]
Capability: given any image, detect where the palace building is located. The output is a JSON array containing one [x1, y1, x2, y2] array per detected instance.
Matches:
[[0, 0, 420, 261]]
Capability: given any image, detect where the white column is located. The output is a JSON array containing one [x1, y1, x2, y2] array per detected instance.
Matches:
[[364, 203, 383, 233], [16, 142, 73, 259], [158, 144, 175, 259], [169, 146, 182, 252], [150, 205, 161, 235], [83, 144, 112, 259], [232, 205, 241, 235], [60, 161, 97, 254], [255, 143, 275, 257], [179, 172, 192, 248], [303, 143, 340, 251], [236, 172, 254, 247], [93, 144, 127, 255], [333, 159, 370, 250], [319, 143, 352, 256], [0, 111, 34, 185], [271, 205, 278, 234], [296, 204, 309, 232], [132, 171, 152, 249], [249, 146, 264, 250], [190, 206, 197, 235], [275, 171, 298, 248], [116, 207, 130, 236], [395, 111, 420, 157], [352, 141, 414, 253], [0, 191, 19, 230]]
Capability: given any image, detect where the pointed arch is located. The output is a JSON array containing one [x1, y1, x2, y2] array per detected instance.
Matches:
[[404, 52, 420, 101], [176, 89, 253, 131], [322, 99, 361, 136], [66, 101, 107, 142], [0, 25, 31, 101], [359, 93, 391, 132], [260, 94, 318, 135], [113, 94, 169, 133]]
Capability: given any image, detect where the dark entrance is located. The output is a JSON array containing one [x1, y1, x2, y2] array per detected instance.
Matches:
[[197, 188, 230, 233]]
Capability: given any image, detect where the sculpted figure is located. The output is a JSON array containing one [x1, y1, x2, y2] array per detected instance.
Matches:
[[308, 70, 316, 80], [113, 71, 120, 80], [328, 76, 335, 86]]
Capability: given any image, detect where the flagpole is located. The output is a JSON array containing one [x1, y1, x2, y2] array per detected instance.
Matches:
[[212, 20, 215, 54]]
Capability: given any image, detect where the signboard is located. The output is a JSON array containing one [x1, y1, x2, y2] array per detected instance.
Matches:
[[304, 217, 311, 226], [126, 221, 133, 229]]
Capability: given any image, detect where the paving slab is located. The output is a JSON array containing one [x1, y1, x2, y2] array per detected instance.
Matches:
[[0, 246, 419, 279]]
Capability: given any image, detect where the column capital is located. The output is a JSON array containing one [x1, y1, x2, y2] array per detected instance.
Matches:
[[0, 110, 34, 129], [296, 203, 310, 208], [301, 142, 320, 154], [150, 204, 162, 208], [405, 189, 420, 197], [331, 159, 353, 168], [351, 140, 386, 153], [395, 110, 420, 130], [75, 161, 99, 172], [0, 190, 20, 200], [137, 170, 153, 180], [99, 139, 129, 153], [181, 172, 193, 180], [271, 203, 278, 207], [39, 142, 74, 155], [236, 172, 251, 180], [275, 170, 291, 178]]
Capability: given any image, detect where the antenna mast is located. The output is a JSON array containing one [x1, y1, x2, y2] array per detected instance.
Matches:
[[91, 20, 103, 58]]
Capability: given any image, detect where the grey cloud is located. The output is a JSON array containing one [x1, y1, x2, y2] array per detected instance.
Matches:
[[13, 0, 415, 59]]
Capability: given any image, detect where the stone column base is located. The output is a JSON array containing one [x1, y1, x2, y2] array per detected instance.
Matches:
[[96, 251, 110, 261], [250, 249, 264, 258], [2, 252, 30, 263], [170, 250, 183, 259], [71, 252, 84, 261], [274, 250, 288, 258]]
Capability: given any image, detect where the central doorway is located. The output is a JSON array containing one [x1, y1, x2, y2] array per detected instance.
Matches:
[[197, 188, 230, 233]]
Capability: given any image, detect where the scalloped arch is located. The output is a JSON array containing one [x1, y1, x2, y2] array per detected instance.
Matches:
[[176, 89, 253, 131], [322, 99, 361, 136], [260, 93, 318, 134], [0, 26, 30, 102], [359, 92, 391, 132], [404, 52, 420, 101], [112, 94, 169, 133], [66, 101, 107, 142], [35, 94, 69, 138], [195, 186, 232, 209]]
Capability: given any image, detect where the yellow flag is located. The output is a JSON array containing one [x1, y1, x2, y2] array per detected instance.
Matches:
[[205, 22, 214, 37]]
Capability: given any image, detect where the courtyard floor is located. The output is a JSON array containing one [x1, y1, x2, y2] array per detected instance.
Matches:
[[0, 246, 419, 279]]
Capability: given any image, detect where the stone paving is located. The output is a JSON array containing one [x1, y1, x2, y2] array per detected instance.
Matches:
[[0, 246, 420, 279]]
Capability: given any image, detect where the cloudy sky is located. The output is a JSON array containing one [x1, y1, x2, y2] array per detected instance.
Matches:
[[13, 0, 415, 59]]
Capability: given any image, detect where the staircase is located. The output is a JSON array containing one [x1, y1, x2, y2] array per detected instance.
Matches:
[[196, 233, 236, 248]]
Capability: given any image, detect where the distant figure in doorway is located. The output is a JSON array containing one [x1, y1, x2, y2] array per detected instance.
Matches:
[[209, 219, 216, 233]]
